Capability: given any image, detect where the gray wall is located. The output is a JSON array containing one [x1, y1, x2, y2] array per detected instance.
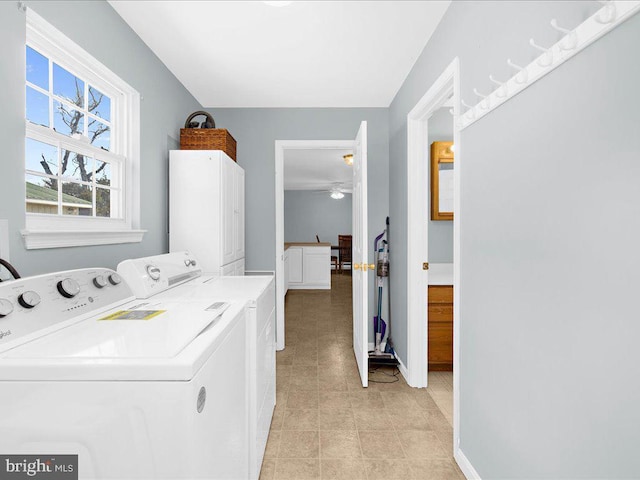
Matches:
[[390, 0, 638, 477], [208, 108, 389, 270], [284, 191, 352, 244], [205, 108, 389, 323], [427, 107, 454, 263], [389, 0, 599, 367], [0, 1, 201, 276], [459, 14, 640, 478]]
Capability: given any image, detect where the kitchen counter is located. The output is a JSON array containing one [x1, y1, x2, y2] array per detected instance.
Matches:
[[429, 263, 453, 285], [285, 242, 331, 250]]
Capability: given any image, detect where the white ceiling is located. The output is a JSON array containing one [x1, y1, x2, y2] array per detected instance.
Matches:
[[109, 1, 451, 108], [284, 149, 353, 192]]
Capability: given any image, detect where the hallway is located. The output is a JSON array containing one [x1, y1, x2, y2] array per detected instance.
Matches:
[[260, 273, 464, 480]]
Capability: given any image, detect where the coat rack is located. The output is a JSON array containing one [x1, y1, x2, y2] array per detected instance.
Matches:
[[458, 0, 640, 130]]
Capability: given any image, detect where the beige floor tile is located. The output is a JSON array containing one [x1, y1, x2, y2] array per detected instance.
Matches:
[[358, 430, 406, 459], [274, 458, 320, 480], [422, 409, 452, 433], [259, 458, 276, 480], [319, 376, 349, 392], [278, 430, 319, 458], [408, 458, 465, 480], [282, 408, 320, 430], [264, 430, 281, 459], [320, 458, 366, 480], [319, 430, 362, 459], [318, 391, 352, 409], [287, 391, 319, 409], [291, 365, 318, 377], [349, 391, 384, 409], [290, 375, 319, 391], [270, 402, 286, 430], [319, 408, 356, 430], [380, 392, 420, 410], [272, 273, 457, 479], [387, 410, 433, 431], [364, 458, 414, 480], [396, 431, 448, 459]]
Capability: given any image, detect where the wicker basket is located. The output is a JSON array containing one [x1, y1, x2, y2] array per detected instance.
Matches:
[[179, 128, 237, 161]]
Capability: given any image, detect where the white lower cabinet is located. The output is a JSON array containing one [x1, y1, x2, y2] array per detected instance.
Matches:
[[286, 246, 330, 290], [221, 258, 245, 276], [287, 247, 303, 284]]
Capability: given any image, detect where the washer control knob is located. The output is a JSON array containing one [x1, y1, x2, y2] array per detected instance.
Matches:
[[108, 273, 122, 286], [57, 278, 81, 298], [190, 259, 197, 267], [18, 291, 41, 309], [184, 259, 191, 267], [146, 265, 161, 281], [0, 299, 14, 318], [93, 275, 108, 289]]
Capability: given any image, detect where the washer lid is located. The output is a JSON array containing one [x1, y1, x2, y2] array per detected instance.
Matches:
[[1, 299, 228, 360], [0, 302, 245, 381]]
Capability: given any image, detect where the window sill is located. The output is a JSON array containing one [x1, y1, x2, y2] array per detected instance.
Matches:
[[21, 229, 146, 250]]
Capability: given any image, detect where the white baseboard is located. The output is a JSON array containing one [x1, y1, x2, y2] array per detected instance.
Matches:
[[454, 447, 481, 479], [395, 353, 409, 383]]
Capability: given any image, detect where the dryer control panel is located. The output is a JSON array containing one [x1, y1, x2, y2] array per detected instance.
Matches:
[[0, 268, 134, 353], [117, 251, 202, 299]]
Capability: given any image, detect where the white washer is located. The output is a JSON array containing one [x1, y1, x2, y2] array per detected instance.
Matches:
[[0, 267, 249, 480], [117, 252, 276, 480]]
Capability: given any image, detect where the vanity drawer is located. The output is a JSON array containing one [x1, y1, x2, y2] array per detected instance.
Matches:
[[428, 285, 453, 304]]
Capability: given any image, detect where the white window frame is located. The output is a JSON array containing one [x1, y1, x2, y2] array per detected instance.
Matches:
[[21, 8, 145, 249]]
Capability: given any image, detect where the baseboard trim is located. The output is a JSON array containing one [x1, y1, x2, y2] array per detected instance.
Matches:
[[454, 447, 481, 479], [395, 353, 409, 383]]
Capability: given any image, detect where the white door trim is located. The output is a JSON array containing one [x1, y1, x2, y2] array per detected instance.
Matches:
[[406, 57, 462, 454], [274, 140, 355, 351]]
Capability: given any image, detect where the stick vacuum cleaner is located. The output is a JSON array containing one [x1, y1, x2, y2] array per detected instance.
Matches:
[[369, 217, 397, 365]]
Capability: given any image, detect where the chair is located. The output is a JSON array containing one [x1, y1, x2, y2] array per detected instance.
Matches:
[[317, 234, 339, 273], [338, 234, 352, 274]]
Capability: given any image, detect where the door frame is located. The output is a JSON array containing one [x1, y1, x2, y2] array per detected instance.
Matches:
[[406, 57, 461, 443], [274, 140, 355, 351]]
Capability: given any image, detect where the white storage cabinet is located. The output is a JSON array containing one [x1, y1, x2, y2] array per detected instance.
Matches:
[[170, 150, 245, 275]]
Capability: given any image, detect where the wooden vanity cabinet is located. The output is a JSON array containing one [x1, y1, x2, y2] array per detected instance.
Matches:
[[428, 285, 453, 371]]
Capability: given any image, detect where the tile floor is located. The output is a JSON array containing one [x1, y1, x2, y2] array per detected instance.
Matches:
[[260, 273, 464, 480]]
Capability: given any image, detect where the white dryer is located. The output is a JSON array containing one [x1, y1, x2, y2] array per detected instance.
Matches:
[[0, 268, 249, 480], [117, 252, 276, 480]]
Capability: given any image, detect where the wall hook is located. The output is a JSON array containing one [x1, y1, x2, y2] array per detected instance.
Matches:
[[550, 19, 578, 51], [595, 0, 617, 24], [473, 88, 490, 110], [507, 59, 528, 85], [461, 99, 475, 120], [489, 75, 508, 98], [529, 38, 553, 67]]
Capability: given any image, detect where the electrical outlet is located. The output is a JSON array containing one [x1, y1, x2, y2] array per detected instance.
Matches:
[[0, 219, 9, 261]]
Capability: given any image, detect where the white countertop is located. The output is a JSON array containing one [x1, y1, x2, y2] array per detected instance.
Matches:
[[429, 263, 453, 285]]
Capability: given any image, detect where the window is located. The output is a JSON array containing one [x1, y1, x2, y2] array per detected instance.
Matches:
[[22, 9, 144, 249]]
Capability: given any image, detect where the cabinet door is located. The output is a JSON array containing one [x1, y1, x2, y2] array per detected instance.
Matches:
[[303, 250, 330, 287], [221, 158, 235, 265], [234, 258, 245, 276], [288, 248, 303, 283], [221, 261, 235, 276], [235, 166, 245, 260]]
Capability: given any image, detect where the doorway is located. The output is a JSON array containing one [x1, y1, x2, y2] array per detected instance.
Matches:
[[274, 140, 354, 352], [406, 58, 461, 452]]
